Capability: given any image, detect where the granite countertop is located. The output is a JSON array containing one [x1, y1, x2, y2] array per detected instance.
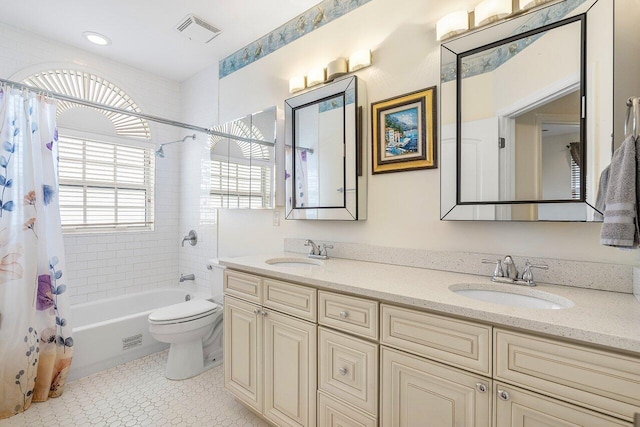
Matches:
[[219, 253, 640, 355]]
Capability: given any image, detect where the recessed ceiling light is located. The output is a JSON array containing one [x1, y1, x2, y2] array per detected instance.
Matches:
[[82, 31, 111, 46]]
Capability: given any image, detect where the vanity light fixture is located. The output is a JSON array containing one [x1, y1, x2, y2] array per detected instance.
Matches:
[[474, 0, 513, 26], [289, 75, 307, 93], [306, 67, 326, 87], [348, 49, 372, 72], [519, 0, 552, 10], [82, 31, 112, 46], [326, 57, 348, 81], [436, 11, 470, 41]]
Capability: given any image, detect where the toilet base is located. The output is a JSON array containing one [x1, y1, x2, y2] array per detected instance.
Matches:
[[165, 340, 204, 380]]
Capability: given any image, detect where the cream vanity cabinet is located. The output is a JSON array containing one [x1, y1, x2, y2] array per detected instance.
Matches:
[[379, 304, 492, 426], [224, 270, 317, 427], [224, 268, 639, 427]]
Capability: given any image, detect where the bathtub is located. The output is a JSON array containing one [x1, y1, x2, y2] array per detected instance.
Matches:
[[68, 288, 191, 381]]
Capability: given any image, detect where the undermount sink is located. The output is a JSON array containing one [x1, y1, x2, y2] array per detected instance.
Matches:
[[265, 257, 324, 267], [449, 284, 573, 310]]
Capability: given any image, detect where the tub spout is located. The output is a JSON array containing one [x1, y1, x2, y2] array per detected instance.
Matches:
[[179, 274, 195, 282]]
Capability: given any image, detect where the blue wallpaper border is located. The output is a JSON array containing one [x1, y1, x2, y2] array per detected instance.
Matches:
[[219, 0, 372, 79], [441, 0, 586, 83]]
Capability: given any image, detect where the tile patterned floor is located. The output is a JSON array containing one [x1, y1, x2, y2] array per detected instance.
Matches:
[[1, 351, 268, 427]]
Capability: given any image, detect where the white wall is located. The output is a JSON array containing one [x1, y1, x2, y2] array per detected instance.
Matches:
[[178, 66, 223, 299], [0, 23, 183, 304], [192, 0, 639, 266]]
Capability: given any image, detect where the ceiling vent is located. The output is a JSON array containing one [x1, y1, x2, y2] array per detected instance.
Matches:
[[175, 14, 221, 44]]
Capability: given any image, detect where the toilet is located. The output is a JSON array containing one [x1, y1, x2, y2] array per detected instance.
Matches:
[[148, 299, 222, 380]]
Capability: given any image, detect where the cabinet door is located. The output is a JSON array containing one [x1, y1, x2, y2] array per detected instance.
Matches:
[[264, 309, 317, 427], [494, 383, 631, 427], [381, 347, 491, 427], [224, 296, 263, 413]]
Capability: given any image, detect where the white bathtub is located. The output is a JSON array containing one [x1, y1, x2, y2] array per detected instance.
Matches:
[[68, 288, 192, 381]]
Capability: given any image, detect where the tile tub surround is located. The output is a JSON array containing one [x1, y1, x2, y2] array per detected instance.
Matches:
[[219, 254, 640, 354], [284, 239, 634, 293]]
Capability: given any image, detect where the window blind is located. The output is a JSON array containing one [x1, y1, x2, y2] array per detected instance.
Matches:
[[58, 135, 154, 232], [210, 160, 272, 209]]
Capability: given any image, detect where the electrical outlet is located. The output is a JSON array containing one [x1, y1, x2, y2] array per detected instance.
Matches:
[[272, 211, 280, 226]]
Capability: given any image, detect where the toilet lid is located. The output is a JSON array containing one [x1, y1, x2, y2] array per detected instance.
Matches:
[[148, 299, 219, 323]]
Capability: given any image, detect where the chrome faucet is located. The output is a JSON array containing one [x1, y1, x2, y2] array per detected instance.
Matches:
[[304, 239, 333, 259], [179, 273, 195, 282], [304, 239, 319, 256], [482, 256, 548, 286], [502, 255, 518, 280], [181, 230, 197, 247]]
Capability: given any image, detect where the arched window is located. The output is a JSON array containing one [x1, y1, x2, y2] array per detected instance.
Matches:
[[23, 70, 155, 232]]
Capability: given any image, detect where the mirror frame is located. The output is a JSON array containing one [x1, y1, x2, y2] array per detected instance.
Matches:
[[284, 76, 367, 220], [440, 0, 609, 222]]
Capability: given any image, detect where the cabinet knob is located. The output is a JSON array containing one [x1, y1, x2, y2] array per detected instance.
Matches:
[[339, 311, 349, 319], [497, 390, 510, 401], [261, 310, 268, 316], [253, 308, 260, 315], [476, 383, 487, 393], [338, 367, 348, 376]]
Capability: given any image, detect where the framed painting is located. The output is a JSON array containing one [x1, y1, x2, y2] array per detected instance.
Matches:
[[371, 86, 437, 173]]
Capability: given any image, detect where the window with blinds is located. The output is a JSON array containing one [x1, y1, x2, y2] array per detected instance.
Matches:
[[58, 135, 154, 232], [209, 160, 272, 209]]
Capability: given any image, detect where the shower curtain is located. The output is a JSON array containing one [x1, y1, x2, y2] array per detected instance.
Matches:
[[0, 86, 73, 419]]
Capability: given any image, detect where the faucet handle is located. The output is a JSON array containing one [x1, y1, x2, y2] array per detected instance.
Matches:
[[319, 244, 334, 257], [521, 260, 549, 285], [482, 259, 504, 278]]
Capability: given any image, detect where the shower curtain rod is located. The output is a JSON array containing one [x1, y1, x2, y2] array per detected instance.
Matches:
[[0, 77, 274, 146]]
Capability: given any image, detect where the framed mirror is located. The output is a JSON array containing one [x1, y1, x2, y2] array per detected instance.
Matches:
[[440, 0, 637, 221], [285, 76, 367, 220], [209, 106, 276, 209]]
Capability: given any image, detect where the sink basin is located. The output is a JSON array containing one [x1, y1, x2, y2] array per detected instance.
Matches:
[[265, 257, 324, 267], [449, 284, 573, 310]]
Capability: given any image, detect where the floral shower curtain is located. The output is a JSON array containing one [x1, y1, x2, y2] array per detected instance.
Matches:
[[0, 86, 73, 419]]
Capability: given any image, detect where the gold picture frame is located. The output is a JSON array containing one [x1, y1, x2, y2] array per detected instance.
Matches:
[[371, 86, 437, 174]]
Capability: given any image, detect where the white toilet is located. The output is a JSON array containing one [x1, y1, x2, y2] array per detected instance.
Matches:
[[148, 299, 222, 380]]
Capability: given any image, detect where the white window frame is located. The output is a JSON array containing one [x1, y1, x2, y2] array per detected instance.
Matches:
[[57, 127, 155, 234], [209, 153, 273, 209]]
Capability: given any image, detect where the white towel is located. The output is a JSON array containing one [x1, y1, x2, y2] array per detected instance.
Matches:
[[600, 135, 640, 248]]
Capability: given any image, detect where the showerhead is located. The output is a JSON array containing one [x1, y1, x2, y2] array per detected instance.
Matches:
[[154, 134, 196, 158]]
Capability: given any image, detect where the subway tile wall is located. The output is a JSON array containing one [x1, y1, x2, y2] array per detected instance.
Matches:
[[0, 23, 183, 304]]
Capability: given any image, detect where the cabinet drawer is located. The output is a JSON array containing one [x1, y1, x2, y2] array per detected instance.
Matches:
[[381, 346, 491, 427], [495, 328, 640, 422], [318, 291, 378, 339], [318, 391, 377, 427], [381, 304, 491, 376], [263, 278, 316, 322], [494, 382, 631, 426], [318, 327, 378, 416], [224, 270, 262, 303]]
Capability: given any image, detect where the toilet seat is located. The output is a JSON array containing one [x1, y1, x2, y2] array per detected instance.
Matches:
[[148, 299, 219, 325]]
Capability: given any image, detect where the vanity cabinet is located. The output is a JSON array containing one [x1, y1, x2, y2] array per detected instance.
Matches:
[[380, 346, 491, 427], [494, 382, 630, 426], [224, 271, 317, 427], [224, 267, 639, 427]]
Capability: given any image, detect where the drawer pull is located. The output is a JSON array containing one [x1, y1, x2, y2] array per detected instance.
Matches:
[[339, 311, 349, 319], [497, 390, 510, 401], [476, 383, 487, 393], [338, 367, 348, 376]]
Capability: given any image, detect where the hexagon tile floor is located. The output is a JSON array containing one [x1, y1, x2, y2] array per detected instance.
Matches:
[[1, 351, 268, 427]]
